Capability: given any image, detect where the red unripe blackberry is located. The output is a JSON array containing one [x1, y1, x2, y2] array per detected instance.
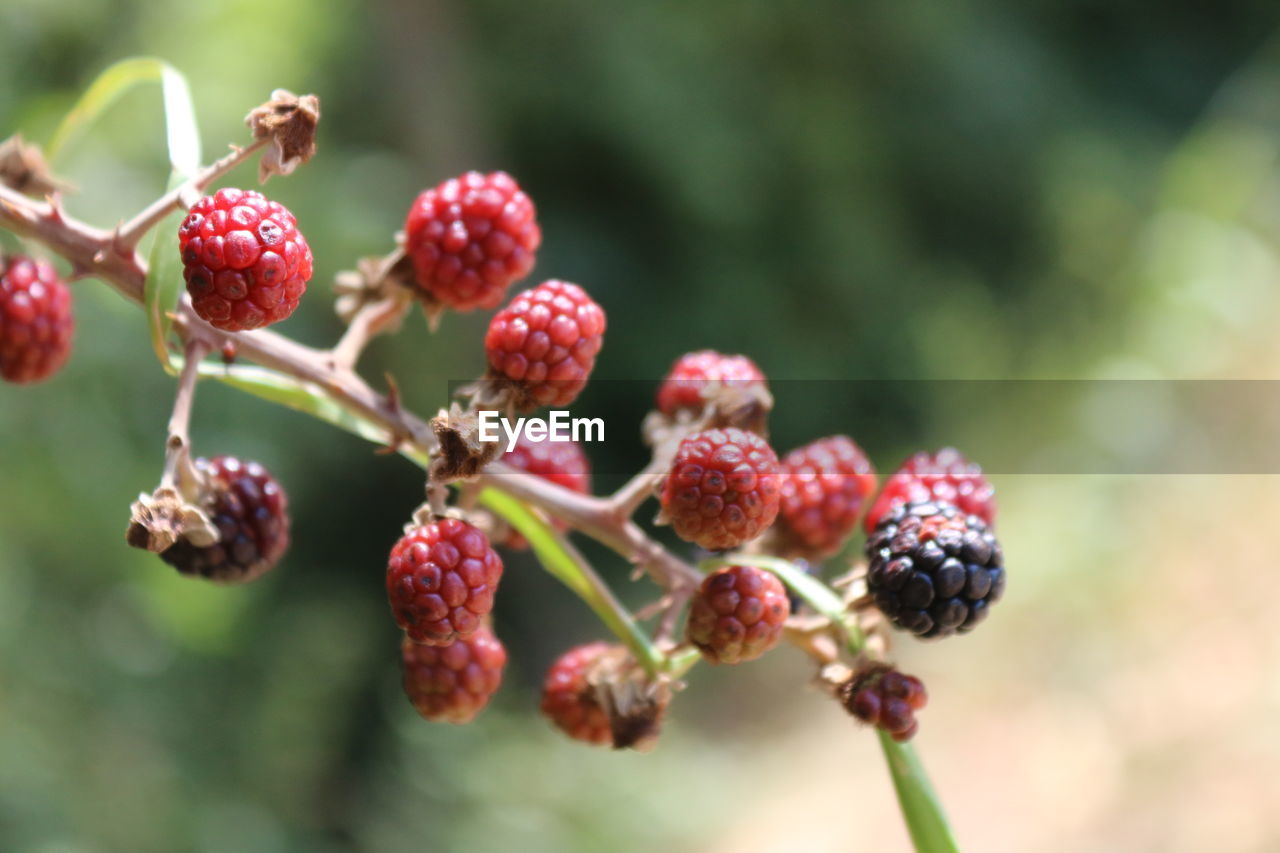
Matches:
[[686, 565, 790, 664], [400, 626, 507, 724], [498, 433, 591, 548], [484, 280, 605, 410], [842, 665, 928, 742], [656, 350, 767, 415], [777, 435, 877, 558], [660, 427, 781, 551], [865, 501, 1006, 639], [178, 188, 313, 331], [0, 255, 73, 384], [540, 642, 616, 746], [386, 518, 504, 646], [160, 456, 290, 583], [404, 171, 540, 311], [864, 447, 996, 534]]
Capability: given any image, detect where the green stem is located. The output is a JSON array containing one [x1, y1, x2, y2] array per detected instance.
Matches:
[[476, 488, 665, 676], [665, 645, 702, 678], [879, 733, 962, 853]]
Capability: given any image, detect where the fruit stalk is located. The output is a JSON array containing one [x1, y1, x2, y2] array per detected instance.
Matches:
[[115, 138, 268, 250], [160, 337, 208, 493]]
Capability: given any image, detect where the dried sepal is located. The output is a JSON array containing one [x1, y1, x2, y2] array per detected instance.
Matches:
[[0, 135, 69, 196], [125, 484, 218, 554], [641, 378, 772, 450], [428, 403, 502, 485], [585, 647, 673, 751], [245, 90, 320, 182]]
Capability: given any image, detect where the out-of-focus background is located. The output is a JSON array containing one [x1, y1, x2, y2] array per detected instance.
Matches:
[[4, 2, 1280, 851]]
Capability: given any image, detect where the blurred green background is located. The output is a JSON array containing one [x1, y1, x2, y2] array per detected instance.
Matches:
[[4, 2, 1280, 851]]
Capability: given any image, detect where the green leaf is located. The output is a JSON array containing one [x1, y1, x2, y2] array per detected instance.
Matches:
[[477, 488, 665, 675], [50, 58, 201, 370], [48, 57, 201, 173], [196, 362, 396, 448], [143, 176, 188, 373], [879, 733, 962, 853]]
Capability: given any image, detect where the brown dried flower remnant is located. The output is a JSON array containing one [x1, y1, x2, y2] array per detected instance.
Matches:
[[245, 90, 320, 182]]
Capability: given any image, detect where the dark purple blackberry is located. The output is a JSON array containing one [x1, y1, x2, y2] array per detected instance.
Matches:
[[864, 501, 1004, 639], [160, 456, 290, 584]]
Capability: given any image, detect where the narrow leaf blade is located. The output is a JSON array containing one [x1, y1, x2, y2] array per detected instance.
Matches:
[[477, 488, 664, 674], [158, 64, 200, 177], [138, 61, 200, 369], [199, 362, 393, 447], [47, 57, 164, 162], [47, 57, 201, 174], [879, 733, 962, 853], [143, 175, 188, 373]]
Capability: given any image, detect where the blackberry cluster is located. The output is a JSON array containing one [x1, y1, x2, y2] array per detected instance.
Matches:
[[686, 565, 790, 664], [540, 642, 616, 746], [0, 255, 74, 384], [691, 563, 788, 666], [484, 279, 605, 410], [777, 435, 877, 558], [401, 627, 507, 724], [842, 666, 928, 742], [404, 171, 540, 311], [178, 188, 312, 331], [865, 447, 996, 533], [656, 350, 767, 416], [865, 501, 1005, 639], [386, 518, 504, 646], [660, 427, 781, 551], [160, 456, 291, 584]]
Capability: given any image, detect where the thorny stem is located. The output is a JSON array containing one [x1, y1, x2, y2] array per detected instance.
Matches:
[[114, 139, 268, 250], [161, 338, 208, 494], [331, 289, 412, 371], [479, 459, 703, 590], [605, 458, 663, 519]]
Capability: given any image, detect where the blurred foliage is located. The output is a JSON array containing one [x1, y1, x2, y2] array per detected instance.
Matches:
[[4, 1, 1280, 851]]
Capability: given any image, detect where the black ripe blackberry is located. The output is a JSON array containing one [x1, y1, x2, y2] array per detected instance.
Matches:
[[865, 501, 1004, 639]]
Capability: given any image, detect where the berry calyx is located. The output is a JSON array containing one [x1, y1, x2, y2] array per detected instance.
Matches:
[[777, 435, 877, 558], [404, 171, 540, 311], [178, 188, 313, 331], [656, 350, 767, 416], [865, 501, 1006, 639], [864, 447, 996, 533], [386, 518, 504, 645], [0, 255, 73, 384], [401, 626, 507, 724], [159, 456, 290, 583], [842, 665, 928, 741], [497, 433, 591, 548], [484, 279, 605, 411], [686, 565, 790, 664], [660, 427, 781, 551], [540, 642, 616, 746]]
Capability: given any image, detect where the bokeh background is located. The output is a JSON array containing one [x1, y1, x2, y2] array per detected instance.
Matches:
[[4, 1, 1280, 851]]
